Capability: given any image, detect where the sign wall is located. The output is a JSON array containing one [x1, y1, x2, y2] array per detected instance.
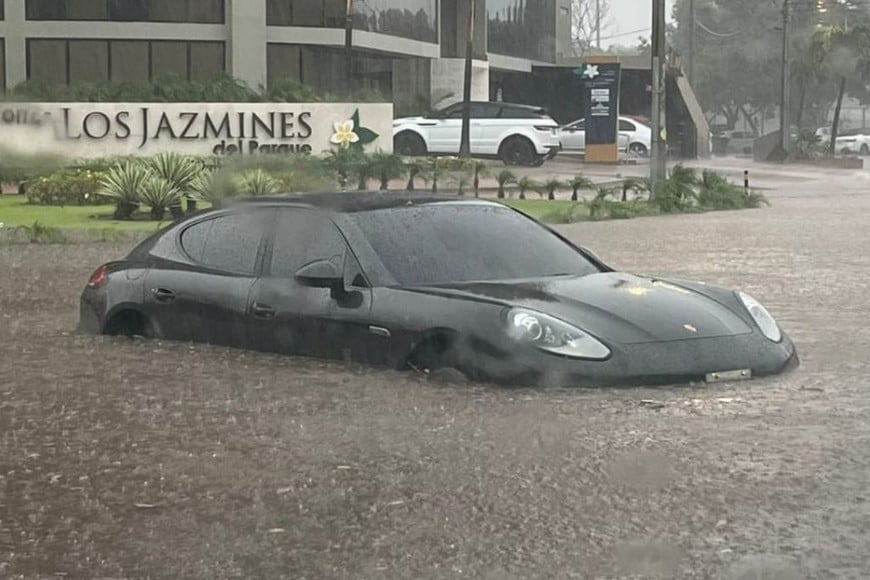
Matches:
[[0, 102, 394, 158]]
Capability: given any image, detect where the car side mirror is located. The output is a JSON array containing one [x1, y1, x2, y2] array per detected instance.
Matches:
[[295, 260, 345, 295]]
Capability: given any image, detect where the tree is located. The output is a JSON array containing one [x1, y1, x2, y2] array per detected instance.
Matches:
[[670, 0, 784, 130], [571, 0, 612, 55]]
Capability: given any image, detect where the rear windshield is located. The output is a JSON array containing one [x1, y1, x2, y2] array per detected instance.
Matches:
[[348, 204, 599, 286]]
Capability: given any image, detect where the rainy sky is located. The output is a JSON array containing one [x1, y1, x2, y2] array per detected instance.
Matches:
[[605, 0, 675, 48]]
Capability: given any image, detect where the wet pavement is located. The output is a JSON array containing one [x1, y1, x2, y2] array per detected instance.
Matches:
[[1, 169, 869, 579]]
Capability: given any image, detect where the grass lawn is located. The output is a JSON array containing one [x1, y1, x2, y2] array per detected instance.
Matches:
[[0, 195, 168, 233]]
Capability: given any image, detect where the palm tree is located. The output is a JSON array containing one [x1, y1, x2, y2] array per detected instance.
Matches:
[[97, 161, 151, 220], [568, 174, 595, 202], [405, 159, 428, 191], [470, 160, 490, 197], [542, 178, 565, 201], [370, 152, 406, 190], [517, 176, 539, 200], [495, 170, 516, 199], [139, 175, 182, 221]]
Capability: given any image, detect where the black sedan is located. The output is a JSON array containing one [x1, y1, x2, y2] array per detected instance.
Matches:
[[79, 193, 798, 387]]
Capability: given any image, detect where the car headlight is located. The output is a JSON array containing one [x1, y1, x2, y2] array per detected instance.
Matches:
[[505, 308, 610, 360], [737, 292, 782, 342]]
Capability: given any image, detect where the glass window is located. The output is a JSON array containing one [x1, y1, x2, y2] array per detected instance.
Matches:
[[470, 104, 502, 119], [266, 0, 292, 26], [619, 120, 636, 132], [187, 0, 224, 23], [189, 42, 225, 81], [109, 0, 147, 21], [291, 0, 323, 26], [199, 213, 265, 275], [26, 0, 68, 19], [352, 0, 438, 42], [0, 2, 4, 19], [267, 44, 302, 87], [28, 40, 68, 84], [147, 0, 187, 22], [0, 41, 5, 92], [151, 41, 189, 79], [69, 41, 109, 84], [488, 0, 557, 62], [350, 205, 598, 286], [500, 106, 547, 119], [181, 220, 212, 263], [69, 0, 108, 19], [270, 211, 348, 278], [111, 41, 150, 84]]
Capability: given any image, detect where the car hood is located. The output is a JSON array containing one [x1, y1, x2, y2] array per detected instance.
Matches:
[[405, 272, 753, 344]]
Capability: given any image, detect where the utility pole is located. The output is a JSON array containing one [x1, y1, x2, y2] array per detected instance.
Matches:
[[780, 0, 791, 154], [650, 0, 667, 193], [596, 0, 602, 49], [344, 0, 354, 99], [688, 0, 695, 81], [459, 0, 475, 158]]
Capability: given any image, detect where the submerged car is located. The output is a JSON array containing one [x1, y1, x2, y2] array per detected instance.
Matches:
[[79, 193, 798, 387]]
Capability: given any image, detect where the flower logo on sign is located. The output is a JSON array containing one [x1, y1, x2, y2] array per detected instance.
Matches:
[[331, 109, 379, 151], [583, 64, 600, 79]]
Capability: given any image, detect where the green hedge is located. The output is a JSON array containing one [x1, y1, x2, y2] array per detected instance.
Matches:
[[5, 74, 387, 104]]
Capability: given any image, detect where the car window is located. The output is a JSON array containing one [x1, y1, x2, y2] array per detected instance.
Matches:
[[470, 103, 502, 118], [183, 212, 265, 275], [568, 119, 586, 130], [618, 120, 636, 132], [269, 210, 348, 278], [349, 204, 599, 285], [501, 106, 546, 119]]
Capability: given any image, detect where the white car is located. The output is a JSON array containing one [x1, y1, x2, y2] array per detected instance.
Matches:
[[393, 102, 562, 166], [559, 116, 652, 156], [834, 131, 870, 155]]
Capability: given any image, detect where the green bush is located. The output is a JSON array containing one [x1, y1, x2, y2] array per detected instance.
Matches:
[[0, 149, 67, 186], [25, 169, 105, 206]]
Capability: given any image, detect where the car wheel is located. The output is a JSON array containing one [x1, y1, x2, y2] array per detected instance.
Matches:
[[394, 131, 427, 156], [104, 309, 154, 338], [500, 136, 536, 166], [629, 142, 648, 156], [407, 333, 471, 384], [861, 144, 869, 156]]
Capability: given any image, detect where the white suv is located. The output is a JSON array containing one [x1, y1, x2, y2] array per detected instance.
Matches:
[[393, 102, 562, 166]]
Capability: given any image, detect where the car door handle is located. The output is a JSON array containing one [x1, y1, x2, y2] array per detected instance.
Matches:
[[152, 287, 176, 303], [251, 302, 276, 319]]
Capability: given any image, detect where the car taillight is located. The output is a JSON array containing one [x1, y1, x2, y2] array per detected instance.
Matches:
[[87, 264, 108, 289]]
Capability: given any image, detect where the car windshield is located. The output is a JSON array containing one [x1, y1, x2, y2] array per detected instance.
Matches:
[[348, 204, 599, 286]]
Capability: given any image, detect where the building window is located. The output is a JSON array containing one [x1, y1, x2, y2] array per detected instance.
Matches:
[[487, 0, 557, 62], [267, 0, 437, 43], [26, 0, 225, 23], [267, 43, 392, 98], [26, 39, 226, 85], [0, 40, 5, 92]]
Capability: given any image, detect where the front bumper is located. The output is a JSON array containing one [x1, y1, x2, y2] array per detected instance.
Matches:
[[457, 332, 799, 387], [544, 145, 562, 159]]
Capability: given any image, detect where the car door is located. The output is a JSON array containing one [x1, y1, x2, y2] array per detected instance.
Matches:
[[560, 119, 586, 152], [144, 210, 269, 347], [247, 208, 375, 363], [427, 103, 464, 154], [470, 103, 501, 155]]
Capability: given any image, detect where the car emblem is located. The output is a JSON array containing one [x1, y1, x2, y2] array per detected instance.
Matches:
[[683, 324, 698, 333]]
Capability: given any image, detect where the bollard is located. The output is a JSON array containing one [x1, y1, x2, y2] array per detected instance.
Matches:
[[744, 170, 750, 194]]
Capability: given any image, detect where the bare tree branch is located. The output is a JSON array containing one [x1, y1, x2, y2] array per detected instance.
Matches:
[[571, 0, 612, 56]]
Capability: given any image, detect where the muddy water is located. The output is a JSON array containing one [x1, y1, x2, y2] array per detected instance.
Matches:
[[1, 190, 868, 579]]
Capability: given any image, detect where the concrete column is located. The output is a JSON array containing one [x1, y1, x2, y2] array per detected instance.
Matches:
[[3, 0, 27, 88], [430, 58, 489, 108], [227, 0, 267, 89]]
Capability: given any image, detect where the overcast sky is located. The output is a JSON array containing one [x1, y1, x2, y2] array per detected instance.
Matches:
[[603, 0, 675, 48]]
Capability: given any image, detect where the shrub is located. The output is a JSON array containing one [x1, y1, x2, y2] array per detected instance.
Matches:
[[97, 161, 151, 219], [568, 175, 595, 202], [238, 169, 280, 196], [0, 149, 66, 186], [190, 169, 239, 208], [495, 170, 516, 199], [149, 153, 204, 215], [11, 221, 67, 244], [542, 178, 565, 201], [369, 152, 407, 191], [139, 176, 182, 220], [25, 169, 105, 206]]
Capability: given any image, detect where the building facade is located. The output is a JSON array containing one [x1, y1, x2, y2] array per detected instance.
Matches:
[[0, 0, 572, 112]]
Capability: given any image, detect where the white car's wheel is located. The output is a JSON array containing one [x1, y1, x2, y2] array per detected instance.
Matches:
[[394, 131, 427, 156], [629, 142, 648, 156], [500, 136, 537, 166]]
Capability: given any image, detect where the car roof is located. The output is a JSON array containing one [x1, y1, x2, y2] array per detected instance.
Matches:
[[235, 192, 505, 213]]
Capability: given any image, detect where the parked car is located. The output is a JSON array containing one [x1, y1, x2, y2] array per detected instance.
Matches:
[[392, 102, 561, 166], [80, 193, 798, 387], [719, 130, 757, 155], [834, 130, 870, 155], [559, 116, 652, 156]]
